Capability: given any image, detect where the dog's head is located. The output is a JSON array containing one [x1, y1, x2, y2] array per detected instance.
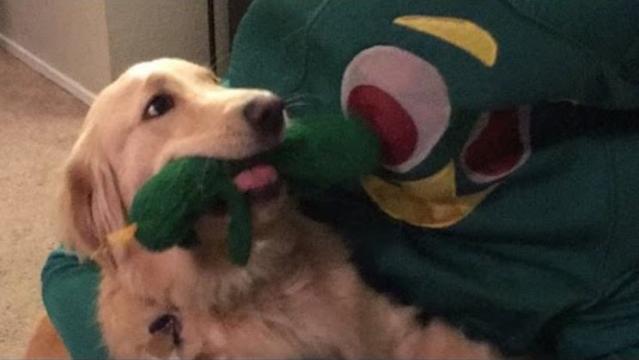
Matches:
[[60, 58, 288, 267]]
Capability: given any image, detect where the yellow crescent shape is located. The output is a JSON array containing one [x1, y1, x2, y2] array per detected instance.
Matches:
[[394, 16, 498, 67], [362, 161, 495, 228]]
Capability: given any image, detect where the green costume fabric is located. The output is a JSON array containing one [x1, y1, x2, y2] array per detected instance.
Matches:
[[41, 1, 639, 359], [226, 1, 639, 358], [42, 248, 107, 359]]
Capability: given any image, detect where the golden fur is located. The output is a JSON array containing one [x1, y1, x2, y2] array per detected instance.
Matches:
[[36, 58, 499, 359]]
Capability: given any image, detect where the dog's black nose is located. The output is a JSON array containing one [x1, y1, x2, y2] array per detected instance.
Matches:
[[243, 96, 285, 137]]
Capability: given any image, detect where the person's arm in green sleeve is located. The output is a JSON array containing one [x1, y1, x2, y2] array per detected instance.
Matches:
[[41, 247, 108, 359]]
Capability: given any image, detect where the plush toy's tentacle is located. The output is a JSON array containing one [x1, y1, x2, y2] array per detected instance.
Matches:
[[218, 180, 252, 265], [268, 115, 380, 186], [128, 156, 253, 264]]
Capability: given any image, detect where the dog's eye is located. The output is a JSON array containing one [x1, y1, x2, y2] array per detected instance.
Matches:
[[144, 94, 174, 119]]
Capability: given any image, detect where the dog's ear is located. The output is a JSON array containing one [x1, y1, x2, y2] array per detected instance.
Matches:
[[60, 138, 127, 268]]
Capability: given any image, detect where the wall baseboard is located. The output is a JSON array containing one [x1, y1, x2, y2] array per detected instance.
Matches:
[[0, 32, 95, 105]]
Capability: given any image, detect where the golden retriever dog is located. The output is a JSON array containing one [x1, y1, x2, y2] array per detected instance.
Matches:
[[33, 58, 499, 359]]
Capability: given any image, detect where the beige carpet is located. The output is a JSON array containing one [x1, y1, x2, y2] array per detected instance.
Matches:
[[0, 48, 87, 357]]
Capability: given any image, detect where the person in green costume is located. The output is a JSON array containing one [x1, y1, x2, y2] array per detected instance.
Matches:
[[42, 1, 639, 359]]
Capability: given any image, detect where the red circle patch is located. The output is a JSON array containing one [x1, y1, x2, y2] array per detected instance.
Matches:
[[347, 85, 418, 167], [462, 108, 530, 183]]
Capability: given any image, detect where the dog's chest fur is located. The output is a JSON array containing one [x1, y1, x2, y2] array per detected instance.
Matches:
[[96, 211, 417, 359]]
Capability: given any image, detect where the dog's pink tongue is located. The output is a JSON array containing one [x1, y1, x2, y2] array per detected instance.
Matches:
[[233, 165, 278, 192]]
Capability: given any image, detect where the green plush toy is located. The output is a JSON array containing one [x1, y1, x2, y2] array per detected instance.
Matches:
[[126, 115, 379, 265]]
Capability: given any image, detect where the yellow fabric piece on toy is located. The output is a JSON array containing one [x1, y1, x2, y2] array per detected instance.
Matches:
[[107, 224, 138, 249], [362, 161, 496, 228], [394, 16, 498, 67]]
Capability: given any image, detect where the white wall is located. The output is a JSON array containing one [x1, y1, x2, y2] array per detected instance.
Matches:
[[105, 0, 210, 79], [0, 0, 210, 104], [0, 0, 112, 102]]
